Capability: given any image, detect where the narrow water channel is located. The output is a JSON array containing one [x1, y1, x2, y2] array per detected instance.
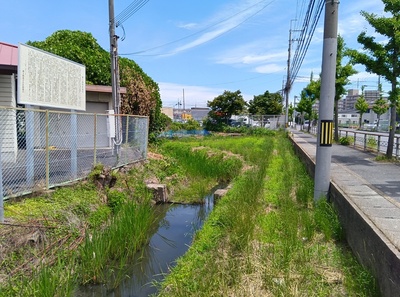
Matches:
[[76, 192, 215, 297]]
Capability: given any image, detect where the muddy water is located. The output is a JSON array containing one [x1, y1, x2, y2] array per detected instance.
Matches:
[[76, 193, 214, 297]]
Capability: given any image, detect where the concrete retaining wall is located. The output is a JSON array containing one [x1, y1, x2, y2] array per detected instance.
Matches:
[[289, 136, 400, 297]]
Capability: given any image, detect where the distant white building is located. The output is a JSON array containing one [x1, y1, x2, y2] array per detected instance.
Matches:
[[337, 110, 359, 128]]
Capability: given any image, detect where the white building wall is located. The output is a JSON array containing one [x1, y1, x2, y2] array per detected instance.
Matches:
[[0, 74, 17, 161]]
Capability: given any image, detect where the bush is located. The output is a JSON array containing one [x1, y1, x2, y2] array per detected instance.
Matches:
[[339, 136, 352, 146], [107, 190, 127, 213]]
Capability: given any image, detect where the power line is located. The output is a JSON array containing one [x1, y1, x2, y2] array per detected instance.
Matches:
[[114, 0, 150, 27], [120, 0, 276, 56], [289, 0, 324, 87]]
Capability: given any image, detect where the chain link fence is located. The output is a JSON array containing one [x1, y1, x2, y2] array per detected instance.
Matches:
[[230, 114, 285, 129], [0, 106, 148, 200]]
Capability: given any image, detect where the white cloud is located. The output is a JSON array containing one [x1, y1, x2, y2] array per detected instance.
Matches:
[[158, 82, 254, 108], [168, 0, 274, 55], [217, 50, 288, 66], [178, 22, 198, 30], [254, 63, 283, 74], [159, 82, 224, 108]]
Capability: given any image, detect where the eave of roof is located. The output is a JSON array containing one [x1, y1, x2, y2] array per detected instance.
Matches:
[[86, 84, 127, 94], [0, 42, 18, 66]]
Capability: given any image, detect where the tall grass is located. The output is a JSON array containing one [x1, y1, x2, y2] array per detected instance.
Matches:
[[160, 141, 243, 182], [157, 133, 378, 296], [79, 191, 154, 286], [10, 258, 77, 297]]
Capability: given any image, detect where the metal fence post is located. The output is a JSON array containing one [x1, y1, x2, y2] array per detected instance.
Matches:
[[396, 136, 399, 159], [378, 135, 381, 154], [125, 115, 129, 144], [45, 110, 50, 189], [363, 134, 367, 151], [25, 105, 35, 187], [71, 110, 77, 179], [93, 114, 97, 166], [0, 140, 3, 222]]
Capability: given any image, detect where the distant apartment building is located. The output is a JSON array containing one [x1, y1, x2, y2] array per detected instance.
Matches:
[[341, 89, 382, 111], [340, 89, 390, 124], [342, 89, 359, 111]]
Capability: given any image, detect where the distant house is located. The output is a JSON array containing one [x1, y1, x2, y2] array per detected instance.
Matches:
[[190, 107, 210, 122], [337, 110, 359, 128]]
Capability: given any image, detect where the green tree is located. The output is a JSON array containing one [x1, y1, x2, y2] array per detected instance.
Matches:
[[119, 59, 164, 141], [372, 83, 389, 128], [346, 1, 400, 158], [296, 89, 315, 132], [27, 30, 164, 142], [207, 90, 247, 124], [335, 36, 357, 141], [28, 30, 111, 85], [288, 103, 295, 125], [248, 91, 283, 115], [355, 87, 369, 129]]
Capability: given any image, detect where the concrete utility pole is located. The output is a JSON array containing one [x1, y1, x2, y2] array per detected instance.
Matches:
[[314, 0, 339, 201], [109, 0, 121, 147], [284, 19, 296, 127]]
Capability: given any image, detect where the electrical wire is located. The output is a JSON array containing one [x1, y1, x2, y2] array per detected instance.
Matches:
[[288, 0, 324, 88], [114, 0, 150, 27], [120, 0, 276, 56]]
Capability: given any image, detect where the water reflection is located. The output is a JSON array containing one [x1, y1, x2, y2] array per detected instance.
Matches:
[[76, 193, 214, 297]]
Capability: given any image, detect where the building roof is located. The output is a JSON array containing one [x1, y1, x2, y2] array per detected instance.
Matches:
[[86, 84, 126, 94], [0, 42, 18, 74]]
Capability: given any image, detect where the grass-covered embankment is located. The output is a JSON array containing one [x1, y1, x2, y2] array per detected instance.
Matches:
[[157, 132, 378, 296], [0, 136, 244, 296]]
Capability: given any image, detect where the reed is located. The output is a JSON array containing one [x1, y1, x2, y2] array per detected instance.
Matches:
[[79, 193, 154, 285], [157, 133, 378, 297]]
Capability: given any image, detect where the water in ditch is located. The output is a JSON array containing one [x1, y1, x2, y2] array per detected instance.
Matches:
[[75, 192, 215, 297]]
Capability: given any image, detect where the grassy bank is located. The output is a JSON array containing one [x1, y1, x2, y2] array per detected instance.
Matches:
[[0, 142, 242, 296], [0, 131, 377, 296], [157, 132, 378, 296]]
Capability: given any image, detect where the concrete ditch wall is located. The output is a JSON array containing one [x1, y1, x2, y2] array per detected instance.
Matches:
[[289, 136, 400, 297]]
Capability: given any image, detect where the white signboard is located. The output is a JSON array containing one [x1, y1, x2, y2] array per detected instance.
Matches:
[[18, 43, 86, 111]]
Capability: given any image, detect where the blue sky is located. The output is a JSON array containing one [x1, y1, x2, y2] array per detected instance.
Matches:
[[1, 0, 388, 109]]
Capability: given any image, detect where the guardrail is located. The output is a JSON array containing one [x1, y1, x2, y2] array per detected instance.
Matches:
[[338, 129, 400, 158], [299, 124, 400, 158]]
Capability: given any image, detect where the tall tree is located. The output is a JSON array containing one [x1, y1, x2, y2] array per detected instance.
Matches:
[[346, 1, 400, 158], [27, 30, 165, 141], [372, 83, 389, 129], [248, 91, 283, 115], [207, 90, 247, 124], [296, 89, 315, 132], [28, 30, 111, 85], [355, 87, 369, 128], [298, 74, 320, 132], [335, 36, 357, 141]]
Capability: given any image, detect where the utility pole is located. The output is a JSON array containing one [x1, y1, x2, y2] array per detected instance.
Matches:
[[285, 19, 298, 128], [314, 0, 339, 201], [183, 88, 185, 110], [109, 0, 121, 147]]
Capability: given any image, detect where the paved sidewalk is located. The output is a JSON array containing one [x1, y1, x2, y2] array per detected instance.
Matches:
[[290, 129, 400, 252]]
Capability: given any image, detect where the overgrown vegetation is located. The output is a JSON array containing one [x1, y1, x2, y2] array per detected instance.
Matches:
[[0, 146, 242, 296], [0, 133, 377, 296], [157, 133, 378, 296], [339, 136, 353, 146]]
